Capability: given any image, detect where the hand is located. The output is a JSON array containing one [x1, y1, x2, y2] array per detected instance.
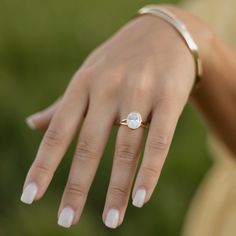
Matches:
[[21, 12, 196, 229]]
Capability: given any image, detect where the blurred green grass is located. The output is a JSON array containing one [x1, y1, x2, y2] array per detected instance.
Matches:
[[0, 0, 211, 235]]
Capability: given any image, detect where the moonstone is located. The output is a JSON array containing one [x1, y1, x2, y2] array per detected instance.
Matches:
[[127, 112, 142, 129]]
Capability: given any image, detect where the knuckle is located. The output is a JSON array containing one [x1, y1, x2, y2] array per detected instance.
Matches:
[[43, 128, 64, 149], [70, 68, 93, 91], [94, 72, 121, 100], [74, 138, 97, 162], [141, 165, 160, 179], [156, 95, 175, 109], [95, 86, 117, 103], [155, 94, 185, 112], [102, 70, 122, 84], [109, 185, 129, 198], [129, 82, 148, 96], [32, 161, 52, 176], [65, 182, 88, 198], [125, 78, 150, 99], [148, 134, 170, 152], [103, 82, 119, 98], [74, 68, 93, 82], [116, 143, 137, 164]]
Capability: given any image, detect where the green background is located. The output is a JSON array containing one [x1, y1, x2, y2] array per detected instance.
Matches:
[[0, 0, 211, 235]]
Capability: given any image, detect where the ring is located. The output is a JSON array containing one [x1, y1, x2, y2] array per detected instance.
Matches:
[[120, 112, 148, 130]]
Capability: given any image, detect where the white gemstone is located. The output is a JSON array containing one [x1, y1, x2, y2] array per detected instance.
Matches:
[[127, 112, 142, 129]]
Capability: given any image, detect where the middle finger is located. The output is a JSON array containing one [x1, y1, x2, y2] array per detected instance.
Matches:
[[58, 96, 117, 228]]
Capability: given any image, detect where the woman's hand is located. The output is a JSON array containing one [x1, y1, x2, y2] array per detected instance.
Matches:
[[21, 11, 197, 229]]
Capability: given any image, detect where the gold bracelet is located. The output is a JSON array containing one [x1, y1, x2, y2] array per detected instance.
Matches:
[[135, 5, 202, 89]]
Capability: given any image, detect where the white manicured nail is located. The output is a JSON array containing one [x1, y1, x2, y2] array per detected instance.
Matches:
[[58, 207, 75, 228], [105, 208, 119, 229], [132, 188, 146, 208], [20, 183, 38, 204], [25, 115, 38, 130]]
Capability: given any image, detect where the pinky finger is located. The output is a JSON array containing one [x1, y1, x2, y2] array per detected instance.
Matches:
[[26, 97, 61, 131], [132, 99, 184, 208]]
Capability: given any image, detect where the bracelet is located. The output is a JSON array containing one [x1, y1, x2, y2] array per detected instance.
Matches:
[[135, 5, 202, 89]]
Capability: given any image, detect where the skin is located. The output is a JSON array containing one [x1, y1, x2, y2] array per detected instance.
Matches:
[[22, 4, 236, 228]]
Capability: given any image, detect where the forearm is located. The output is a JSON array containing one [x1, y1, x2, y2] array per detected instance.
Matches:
[[165, 5, 236, 155], [191, 36, 236, 156]]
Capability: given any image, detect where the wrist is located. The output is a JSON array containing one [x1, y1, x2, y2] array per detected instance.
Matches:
[[158, 5, 216, 97], [129, 10, 198, 91], [133, 4, 215, 97]]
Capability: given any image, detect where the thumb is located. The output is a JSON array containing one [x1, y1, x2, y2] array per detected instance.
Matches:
[[25, 97, 61, 131]]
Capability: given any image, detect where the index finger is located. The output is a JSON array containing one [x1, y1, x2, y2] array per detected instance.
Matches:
[[20, 74, 89, 204]]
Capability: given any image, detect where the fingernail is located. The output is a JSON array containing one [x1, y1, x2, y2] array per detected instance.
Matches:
[[25, 115, 38, 130], [132, 188, 146, 208], [105, 208, 119, 229], [20, 182, 38, 204], [58, 207, 75, 228]]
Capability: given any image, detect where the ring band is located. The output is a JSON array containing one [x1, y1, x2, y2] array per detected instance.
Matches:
[[119, 112, 148, 129]]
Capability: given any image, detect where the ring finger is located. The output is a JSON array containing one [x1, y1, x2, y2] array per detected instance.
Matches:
[[102, 105, 151, 229]]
